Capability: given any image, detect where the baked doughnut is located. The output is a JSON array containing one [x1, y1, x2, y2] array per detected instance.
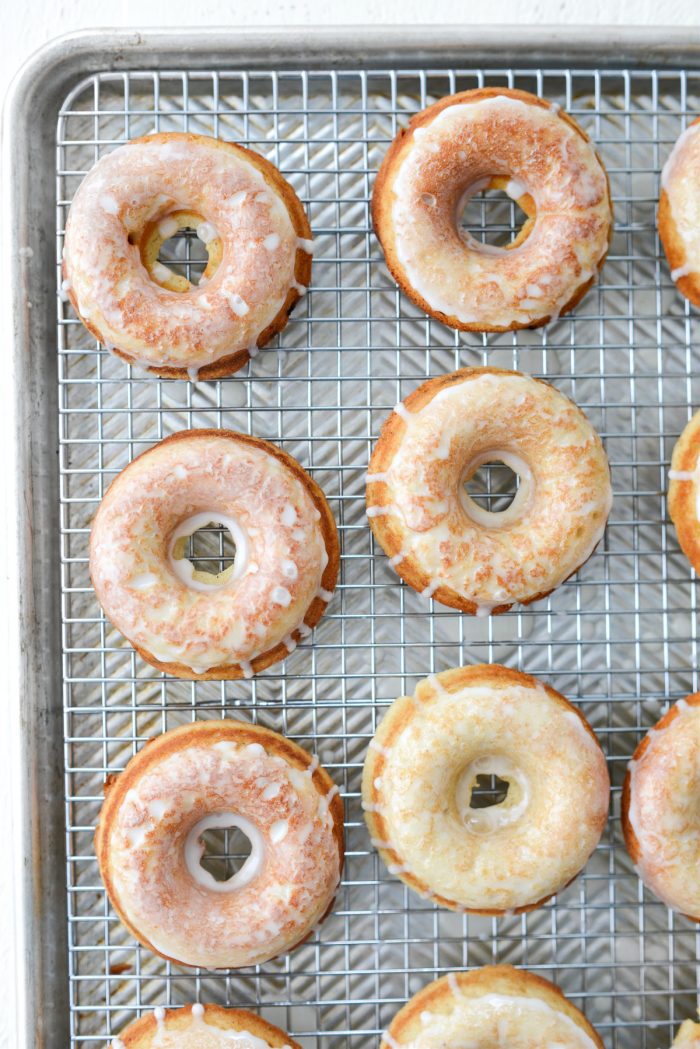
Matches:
[[381, 965, 604, 1049], [668, 410, 700, 573], [95, 720, 344, 969], [622, 692, 700, 920], [110, 1004, 300, 1049], [659, 117, 700, 306], [62, 132, 313, 379], [372, 87, 612, 331], [362, 664, 610, 914], [89, 429, 338, 679], [672, 1019, 700, 1046], [366, 367, 612, 614]]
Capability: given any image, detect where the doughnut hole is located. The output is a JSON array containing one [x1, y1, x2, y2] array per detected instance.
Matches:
[[168, 512, 249, 591], [137, 208, 223, 291], [454, 756, 530, 835], [460, 450, 534, 530], [199, 823, 254, 883], [458, 175, 536, 252]]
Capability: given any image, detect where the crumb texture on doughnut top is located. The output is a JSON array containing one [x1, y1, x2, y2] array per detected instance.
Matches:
[[363, 664, 610, 914], [110, 1003, 300, 1049], [96, 720, 344, 970], [89, 429, 339, 679], [373, 87, 612, 331], [668, 408, 700, 574], [63, 132, 312, 377], [659, 116, 700, 306], [622, 693, 700, 920], [382, 965, 604, 1049], [366, 367, 612, 614]]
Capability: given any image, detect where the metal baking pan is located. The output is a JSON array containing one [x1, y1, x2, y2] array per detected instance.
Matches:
[[6, 25, 700, 1049]]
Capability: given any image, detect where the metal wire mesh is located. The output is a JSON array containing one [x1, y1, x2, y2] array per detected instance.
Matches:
[[55, 63, 700, 1049]]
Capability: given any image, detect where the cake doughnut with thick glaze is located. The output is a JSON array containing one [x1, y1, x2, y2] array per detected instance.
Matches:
[[62, 132, 313, 379], [89, 429, 339, 679], [622, 692, 700, 921], [109, 1004, 300, 1049], [363, 665, 610, 914], [659, 117, 700, 306], [372, 87, 612, 331], [668, 410, 700, 574], [366, 367, 612, 615], [96, 720, 344, 969], [381, 965, 604, 1049]]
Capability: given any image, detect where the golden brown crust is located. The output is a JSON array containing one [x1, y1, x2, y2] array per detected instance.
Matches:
[[363, 664, 604, 915], [89, 428, 339, 680], [659, 115, 700, 308], [96, 720, 345, 967], [113, 1003, 302, 1048], [64, 132, 312, 378], [669, 411, 700, 574], [382, 965, 604, 1049], [621, 690, 700, 919], [372, 87, 612, 333], [366, 367, 607, 613]]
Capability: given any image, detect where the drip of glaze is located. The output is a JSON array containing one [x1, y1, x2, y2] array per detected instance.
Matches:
[[394, 402, 412, 423], [671, 263, 692, 281]]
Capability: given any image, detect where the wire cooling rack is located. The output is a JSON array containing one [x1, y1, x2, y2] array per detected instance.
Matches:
[[56, 64, 700, 1049]]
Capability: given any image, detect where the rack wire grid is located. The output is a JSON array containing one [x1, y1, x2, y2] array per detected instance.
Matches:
[[56, 62, 700, 1049]]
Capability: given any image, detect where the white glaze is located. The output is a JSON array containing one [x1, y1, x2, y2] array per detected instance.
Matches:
[[364, 669, 609, 912], [386, 95, 611, 329], [367, 371, 612, 613], [627, 698, 700, 917], [90, 433, 334, 675], [63, 134, 309, 373], [104, 728, 342, 968]]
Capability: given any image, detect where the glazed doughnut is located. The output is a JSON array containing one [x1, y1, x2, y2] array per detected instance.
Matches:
[[110, 1004, 300, 1049], [362, 664, 610, 914], [366, 367, 612, 614], [381, 965, 604, 1049], [62, 132, 313, 379], [95, 720, 344, 969], [673, 1019, 700, 1046], [622, 692, 700, 920], [659, 117, 700, 306], [668, 410, 700, 573], [89, 429, 338, 679], [372, 87, 612, 331]]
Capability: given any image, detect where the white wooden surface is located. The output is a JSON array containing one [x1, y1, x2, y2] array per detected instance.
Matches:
[[2, 4, 700, 1049]]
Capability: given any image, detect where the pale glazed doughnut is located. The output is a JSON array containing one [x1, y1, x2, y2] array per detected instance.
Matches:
[[668, 410, 700, 573], [672, 1019, 700, 1047], [110, 1004, 300, 1049], [381, 965, 604, 1049], [89, 429, 338, 679], [659, 117, 700, 306], [62, 132, 313, 379], [366, 367, 612, 615], [622, 693, 700, 920], [362, 664, 610, 914], [95, 720, 344, 969], [372, 87, 612, 331]]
